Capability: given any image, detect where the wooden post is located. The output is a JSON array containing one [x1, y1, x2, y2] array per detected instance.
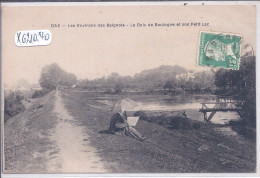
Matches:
[[203, 112, 207, 122], [207, 111, 216, 122]]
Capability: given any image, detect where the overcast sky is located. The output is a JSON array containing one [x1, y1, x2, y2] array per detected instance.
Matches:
[[2, 5, 255, 85]]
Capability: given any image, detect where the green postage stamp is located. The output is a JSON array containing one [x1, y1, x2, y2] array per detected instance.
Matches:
[[198, 31, 242, 70]]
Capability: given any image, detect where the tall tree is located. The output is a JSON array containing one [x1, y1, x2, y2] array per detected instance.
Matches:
[[39, 63, 77, 90], [214, 55, 256, 127]]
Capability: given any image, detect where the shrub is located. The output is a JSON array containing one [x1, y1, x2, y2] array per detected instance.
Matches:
[[134, 110, 202, 130], [170, 117, 194, 130], [134, 111, 148, 120], [32, 88, 50, 98], [240, 90, 256, 128], [170, 117, 182, 129], [4, 92, 25, 122]]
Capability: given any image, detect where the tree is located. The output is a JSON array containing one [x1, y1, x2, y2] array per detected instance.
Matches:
[[107, 72, 121, 84], [239, 56, 255, 91], [214, 69, 228, 90], [214, 55, 256, 127], [114, 81, 123, 94], [164, 81, 173, 91], [214, 55, 255, 93], [39, 63, 77, 90]]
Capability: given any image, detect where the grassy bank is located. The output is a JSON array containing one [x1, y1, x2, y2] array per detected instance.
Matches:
[[61, 90, 256, 173], [4, 91, 59, 173], [229, 120, 256, 141], [3, 89, 256, 173]]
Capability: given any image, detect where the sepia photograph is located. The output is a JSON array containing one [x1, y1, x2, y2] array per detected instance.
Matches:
[[1, 4, 256, 174]]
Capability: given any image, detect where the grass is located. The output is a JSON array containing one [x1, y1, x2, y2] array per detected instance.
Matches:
[[4, 91, 58, 173], [61, 90, 256, 173], [4, 93, 25, 122], [3, 89, 256, 173]]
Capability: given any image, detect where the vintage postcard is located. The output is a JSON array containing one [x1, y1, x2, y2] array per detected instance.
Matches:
[[1, 3, 256, 175]]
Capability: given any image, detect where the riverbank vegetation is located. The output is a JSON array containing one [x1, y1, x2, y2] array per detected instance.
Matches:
[[32, 63, 77, 98], [5, 54, 255, 140], [60, 90, 256, 172], [4, 63, 77, 121], [215, 55, 255, 141], [214, 55, 256, 137], [77, 65, 215, 95], [4, 91, 25, 122], [134, 110, 203, 130]]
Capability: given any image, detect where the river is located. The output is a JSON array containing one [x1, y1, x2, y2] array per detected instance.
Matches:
[[138, 94, 241, 125], [96, 94, 241, 125]]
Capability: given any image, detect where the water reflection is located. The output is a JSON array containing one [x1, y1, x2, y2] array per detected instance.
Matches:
[[212, 112, 240, 125], [139, 101, 201, 111]]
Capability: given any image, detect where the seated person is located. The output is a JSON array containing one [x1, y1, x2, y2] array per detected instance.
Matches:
[[109, 111, 146, 141]]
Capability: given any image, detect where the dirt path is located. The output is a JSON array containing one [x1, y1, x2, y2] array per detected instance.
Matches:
[[4, 90, 255, 173], [60, 90, 256, 173], [47, 91, 108, 173]]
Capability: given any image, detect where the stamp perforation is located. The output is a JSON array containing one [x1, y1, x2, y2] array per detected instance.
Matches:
[[197, 31, 244, 70]]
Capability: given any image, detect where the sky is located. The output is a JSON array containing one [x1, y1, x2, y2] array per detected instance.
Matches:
[[2, 5, 256, 85]]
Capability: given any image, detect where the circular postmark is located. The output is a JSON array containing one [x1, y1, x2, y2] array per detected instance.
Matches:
[[198, 31, 242, 70]]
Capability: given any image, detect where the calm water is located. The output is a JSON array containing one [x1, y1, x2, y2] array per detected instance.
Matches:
[[96, 94, 241, 125]]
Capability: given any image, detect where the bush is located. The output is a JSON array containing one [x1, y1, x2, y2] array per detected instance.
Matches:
[[134, 111, 148, 120], [134, 110, 202, 130], [240, 90, 256, 128], [32, 89, 50, 98], [4, 92, 25, 122], [229, 120, 256, 140], [230, 121, 256, 141], [170, 117, 191, 129]]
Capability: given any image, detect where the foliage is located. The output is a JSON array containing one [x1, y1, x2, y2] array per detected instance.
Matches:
[[164, 80, 174, 90], [134, 110, 202, 130], [214, 55, 255, 93], [114, 82, 123, 94], [214, 55, 256, 127], [4, 92, 25, 122], [32, 88, 51, 98], [78, 65, 215, 94], [133, 65, 185, 83], [39, 63, 77, 90], [240, 90, 256, 128]]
